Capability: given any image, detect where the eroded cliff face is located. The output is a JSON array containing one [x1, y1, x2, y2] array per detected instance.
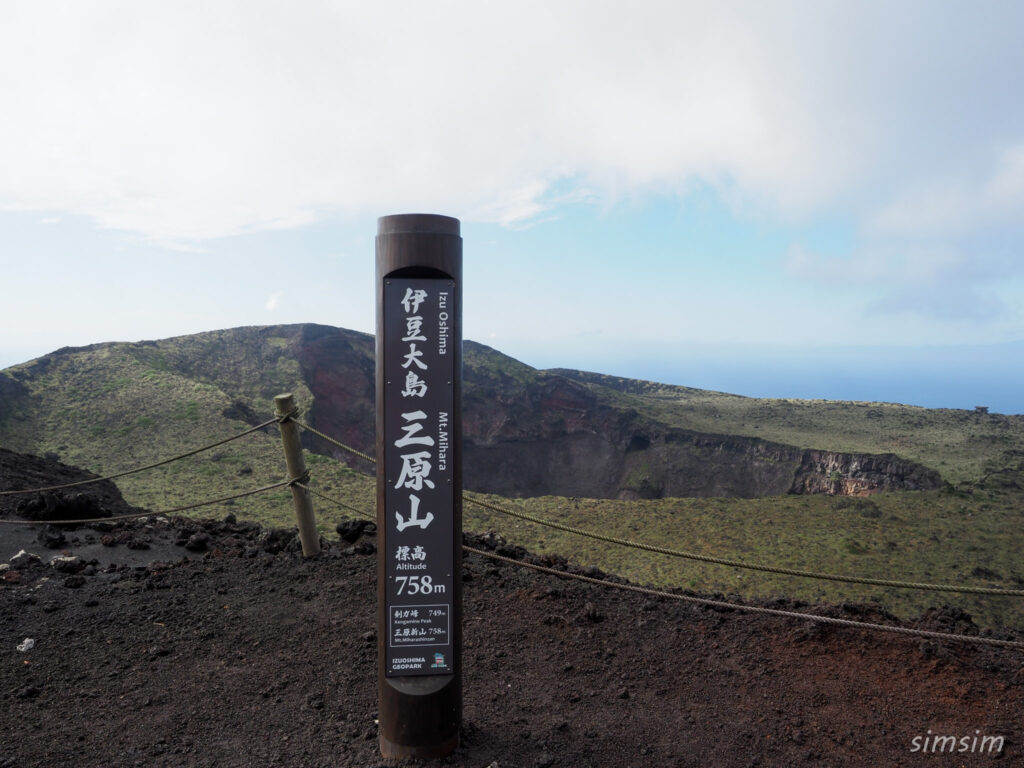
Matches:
[[288, 326, 941, 499], [293, 324, 376, 462], [789, 450, 941, 496]]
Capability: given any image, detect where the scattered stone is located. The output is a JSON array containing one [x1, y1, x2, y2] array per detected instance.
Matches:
[[185, 533, 210, 552], [16, 638, 35, 652], [354, 541, 376, 555], [63, 575, 87, 589], [36, 525, 66, 549], [477, 531, 504, 550], [2, 570, 20, 584], [258, 528, 298, 555], [10, 550, 41, 568], [50, 555, 85, 574], [336, 519, 375, 543]]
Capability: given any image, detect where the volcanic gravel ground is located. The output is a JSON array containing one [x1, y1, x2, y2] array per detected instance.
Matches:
[[2, 449, 1024, 767], [1, 516, 1022, 768], [0, 446, 137, 522]]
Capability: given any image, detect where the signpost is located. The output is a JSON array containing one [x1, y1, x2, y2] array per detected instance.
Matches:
[[376, 214, 462, 759]]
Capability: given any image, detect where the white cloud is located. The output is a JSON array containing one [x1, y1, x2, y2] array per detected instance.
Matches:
[[785, 242, 1024, 324], [867, 285, 1006, 324], [0, 1, 1022, 246], [265, 292, 282, 312], [986, 145, 1024, 210], [869, 143, 1024, 237], [784, 244, 890, 284]]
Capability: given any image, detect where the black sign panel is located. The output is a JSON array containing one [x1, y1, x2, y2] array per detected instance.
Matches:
[[383, 278, 455, 677]]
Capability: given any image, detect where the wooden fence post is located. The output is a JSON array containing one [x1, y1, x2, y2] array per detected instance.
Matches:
[[274, 393, 321, 557]]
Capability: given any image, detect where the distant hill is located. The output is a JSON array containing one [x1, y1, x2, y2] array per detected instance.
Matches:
[[0, 323, 964, 503], [4, 324, 1024, 629]]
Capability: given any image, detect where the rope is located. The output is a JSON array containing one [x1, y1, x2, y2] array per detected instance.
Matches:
[[291, 419, 375, 464], [463, 492, 1024, 598], [279, 429, 1024, 598], [275, 405, 300, 422], [0, 418, 280, 497], [464, 547, 1024, 651], [288, 470, 311, 487], [266, 486, 1024, 650], [293, 483, 376, 519], [0, 478, 293, 526]]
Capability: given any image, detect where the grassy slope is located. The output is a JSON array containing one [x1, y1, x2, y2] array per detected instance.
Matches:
[[548, 371, 1024, 485], [0, 339, 369, 537], [3, 330, 1024, 631], [466, 483, 1024, 633]]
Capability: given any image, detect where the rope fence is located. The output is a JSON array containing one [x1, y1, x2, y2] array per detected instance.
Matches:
[[288, 423, 1024, 599], [293, 418, 375, 464], [462, 493, 1024, 597], [4, 405, 1023, 650], [295, 482, 375, 519], [0, 478, 296, 526], [463, 547, 1024, 651], [0, 417, 280, 497], [297, 485, 1024, 651]]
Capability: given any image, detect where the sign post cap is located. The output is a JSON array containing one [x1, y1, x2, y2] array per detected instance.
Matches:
[[377, 214, 461, 237]]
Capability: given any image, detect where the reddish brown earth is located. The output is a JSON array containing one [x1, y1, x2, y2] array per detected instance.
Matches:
[[284, 324, 941, 500], [2, 450, 1023, 767]]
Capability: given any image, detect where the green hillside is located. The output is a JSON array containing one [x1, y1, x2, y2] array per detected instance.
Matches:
[[552, 369, 1024, 486], [0, 334, 366, 534], [2, 327, 1024, 631]]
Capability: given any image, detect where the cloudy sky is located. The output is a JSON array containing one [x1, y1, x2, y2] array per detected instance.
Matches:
[[2, 2, 1022, 411]]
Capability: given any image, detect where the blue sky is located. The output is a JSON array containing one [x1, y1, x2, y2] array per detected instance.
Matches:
[[1, 2, 1023, 412]]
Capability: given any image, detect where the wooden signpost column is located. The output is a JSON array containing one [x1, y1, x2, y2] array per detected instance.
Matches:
[[375, 213, 462, 759]]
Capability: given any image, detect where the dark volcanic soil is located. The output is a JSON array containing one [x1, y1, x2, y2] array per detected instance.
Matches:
[[0, 446, 140, 520], [2, 451, 1024, 767]]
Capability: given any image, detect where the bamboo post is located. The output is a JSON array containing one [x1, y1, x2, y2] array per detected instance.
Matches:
[[274, 393, 320, 557]]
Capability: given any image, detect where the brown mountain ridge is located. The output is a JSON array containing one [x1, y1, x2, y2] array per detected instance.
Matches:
[[0, 323, 940, 500]]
